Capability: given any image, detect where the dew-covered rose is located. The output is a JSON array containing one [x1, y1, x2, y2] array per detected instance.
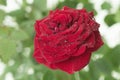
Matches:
[[33, 6, 103, 74]]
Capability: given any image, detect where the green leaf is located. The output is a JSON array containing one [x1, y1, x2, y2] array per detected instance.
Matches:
[[115, 10, 120, 22], [0, 27, 13, 38], [43, 70, 56, 80], [57, 0, 78, 9], [89, 61, 101, 80], [34, 65, 48, 74], [104, 75, 115, 80], [8, 9, 26, 23], [104, 14, 116, 26], [104, 45, 120, 68], [20, 20, 34, 36], [77, 0, 89, 4], [11, 29, 29, 41], [84, 3, 93, 11], [0, 0, 6, 5], [0, 10, 5, 24], [54, 70, 71, 80], [32, 10, 43, 20], [22, 39, 33, 47], [33, 0, 47, 11], [0, 38, 16, 63], [94, 58, 113, 75], [9, 9, 25, 18], [0, 27, 9, 38], [77, 0, 97, 15], [101, 2, 111, 10], [79, 71, 91, 80]]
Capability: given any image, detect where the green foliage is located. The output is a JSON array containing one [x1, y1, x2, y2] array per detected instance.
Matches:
[[9, 9, 25, 19], [104, 14, 116, 26], [115, 9, 120, 22], [0, 0, 120, 80], [20, 20, 34, 36], [54, 70, 71, 80], [101, 2, 111, 10], [57, 0, 78, 9], [89, 61, 101, 80], [11, 29, 29, 41], [43, 70, 56, 80], [79, 71, 91, 80], [94, 58, 112, 75], [0, 0, 6, 5], [33, 0, 47, 11], [104, 8, 120, 26], [104, 45, 120, 69], [0, 10, 5, 24], [0, 38, 16, 62], [0, 27, 12, 38], [8, 9, 27, 23]]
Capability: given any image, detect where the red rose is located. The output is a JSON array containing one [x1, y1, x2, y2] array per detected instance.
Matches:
[[33, 6, 103, 74]]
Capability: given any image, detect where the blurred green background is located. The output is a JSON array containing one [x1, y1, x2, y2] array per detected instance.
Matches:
[[0, 0, 120, 80]]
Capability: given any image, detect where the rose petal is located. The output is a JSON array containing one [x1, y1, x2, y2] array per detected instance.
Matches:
[[73, 45, 86, 56], [85, 32, 95, 48], [91, 31, 104, 51], [55, 52, 91, 74], [67, 23, 85, 42], [34, 49, 57, 69], [61, 22, 78, 35]]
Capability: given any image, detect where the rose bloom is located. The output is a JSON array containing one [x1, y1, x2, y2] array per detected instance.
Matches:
[[33, 6, 103, 74]]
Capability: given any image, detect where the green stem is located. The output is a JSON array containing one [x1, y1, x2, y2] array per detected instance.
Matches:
[[74, 72, 80, 80]]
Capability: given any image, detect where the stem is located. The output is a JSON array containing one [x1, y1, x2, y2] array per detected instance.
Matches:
[[74, 72, 80, 80]]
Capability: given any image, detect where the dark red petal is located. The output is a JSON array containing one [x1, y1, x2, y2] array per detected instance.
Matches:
[[73, 45, 86, 56], [85, 32, 96, 48], [53, 14, 69, 25], [89, 20, 100, 31], [80, 24, 92, 41], [55, 52, 91, 74], [89, 12, 94, 18], [42, 44, 73, 63], [34, 35, 46, 63], [34, 49, 57, 69], [91, 31, 104, 51], [67, 23, 85, 42], [34, 35, 40, 49], [33, 49, 46, 64], [34, 37, 57, 69], [49, 10, 53, 15], [74, 52, 91, 71], [61, 22, 78, 35], [39, 23, 53, 35]]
